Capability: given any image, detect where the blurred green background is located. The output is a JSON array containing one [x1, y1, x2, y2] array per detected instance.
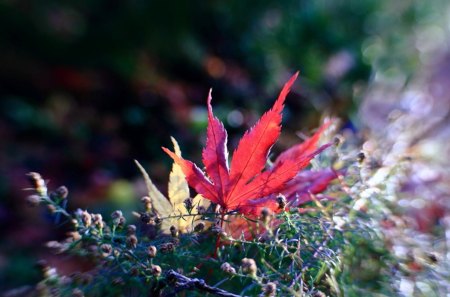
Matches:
[[1, 0, 449, 292]]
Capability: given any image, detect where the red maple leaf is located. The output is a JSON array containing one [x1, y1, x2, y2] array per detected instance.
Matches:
[[162, 72, 331, 216]]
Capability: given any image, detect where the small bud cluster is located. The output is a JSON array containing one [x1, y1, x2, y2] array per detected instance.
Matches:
[[241, 258, 257, 277], [220, 262, 236, 274], [111, 210, 126, 227]]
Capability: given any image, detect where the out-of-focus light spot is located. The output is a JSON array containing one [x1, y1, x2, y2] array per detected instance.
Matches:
[[227, 109, 244, 127], [399, 278, 415, 296], [411, 199, 426, 209], [190, 106, 207, 124], [205, 56, 226, 79], [415, 25, 446, 53], [362, 36, 384, 62]]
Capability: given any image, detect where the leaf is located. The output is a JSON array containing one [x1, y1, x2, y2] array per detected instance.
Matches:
[[202, 89, 230, 202], [136, 139, 211, 233], [134, 159, 171, 217], [168, 137, 190, 210], [164, 72, 332, 217], [226, 72, 298, 205]]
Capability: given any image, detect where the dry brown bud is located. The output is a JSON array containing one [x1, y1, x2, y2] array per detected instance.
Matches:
[[357, 151, 366, 163], [100, 244, 112, 258], [160, 242, 174, 253], [147, 245, 157, 258], [260, 207, 272, 224], [262, 282, 277, 296], [92, 214, 104, 229], [194, 222, 205, 232], [276, 194, 287, 210], [151, 264, 162, 277], [184, 198, 193, 211], [170, 225, 178, 237], [127, 224, 137, 235], [220, 262, 236, 274], [126, 235, 138, 249], [111, 210, 123, 219], [129, 266, 140, 276], [241, 258, 257, 276], [27, 172, 47, 196], [81, 211, 92, 227], [55, 186, 69, 199]]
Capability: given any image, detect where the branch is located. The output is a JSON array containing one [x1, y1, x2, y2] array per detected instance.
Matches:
[[162, 270, 241, 297]]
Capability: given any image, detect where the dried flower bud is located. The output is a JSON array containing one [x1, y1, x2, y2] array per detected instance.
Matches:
[[147, 245, 157, 258], [260, 207, 272, 225], [151, 264, 162, 277], [127, 225, 137, 235], [126, 235, 138, 249], [220, 262, 236, 274], [111, 210, 123, 219], [276, 194, 287, 210], [140, 196, 152, 211], [68, 231, 81, 241], [160, 242, 174, 253], [129, 266, 140, 276], [27, 172, 47, 196], [55, 186, 69, 199], [81, 211, 92, 227], [262, 282, 277, 296], [169, 225, 178, 237], [26, 194, 41, 207], [71, 288, 84, 297], [194, 222, 205, 232], [92, 214, 104, 229], [333, 135, 343, 146], [197, 206, 206, 214], [357, 151, 365, 163], [140, 212, 152, 224], [183, 198, 193, 211], [100, 244, 112, 258], [241, 258, 257, 277]]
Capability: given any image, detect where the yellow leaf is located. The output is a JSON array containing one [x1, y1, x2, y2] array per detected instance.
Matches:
[[168, 137, 190, 208], [135, 139, 212, 234], [134, 160, 171, 217]]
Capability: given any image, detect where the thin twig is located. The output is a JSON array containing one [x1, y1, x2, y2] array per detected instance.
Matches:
[[162, 269, 241, 297]]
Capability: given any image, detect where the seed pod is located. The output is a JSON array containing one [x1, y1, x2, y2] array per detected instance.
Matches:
[[220, 262, 236, 274], [262, 282, 277, 296], [194, 222, 205, 232], [357, 151, 365, 163], [147, 245, 157, 258], [55, 186, 69, 199], [151, 265, 162, 277], [127, 225, 137, 235], [184, 198, 193, 211], [260, 207, 272, 225], [276, 194, 287, 210], [126, 235, 138, 249], [81, 211, 92, 227], [27, 172, 47, 196], [169, 225, 178, 238], [241, 258, 257, 277]]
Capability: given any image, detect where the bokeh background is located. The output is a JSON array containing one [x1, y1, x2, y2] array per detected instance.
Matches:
[[1, 0, 449, 292]]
